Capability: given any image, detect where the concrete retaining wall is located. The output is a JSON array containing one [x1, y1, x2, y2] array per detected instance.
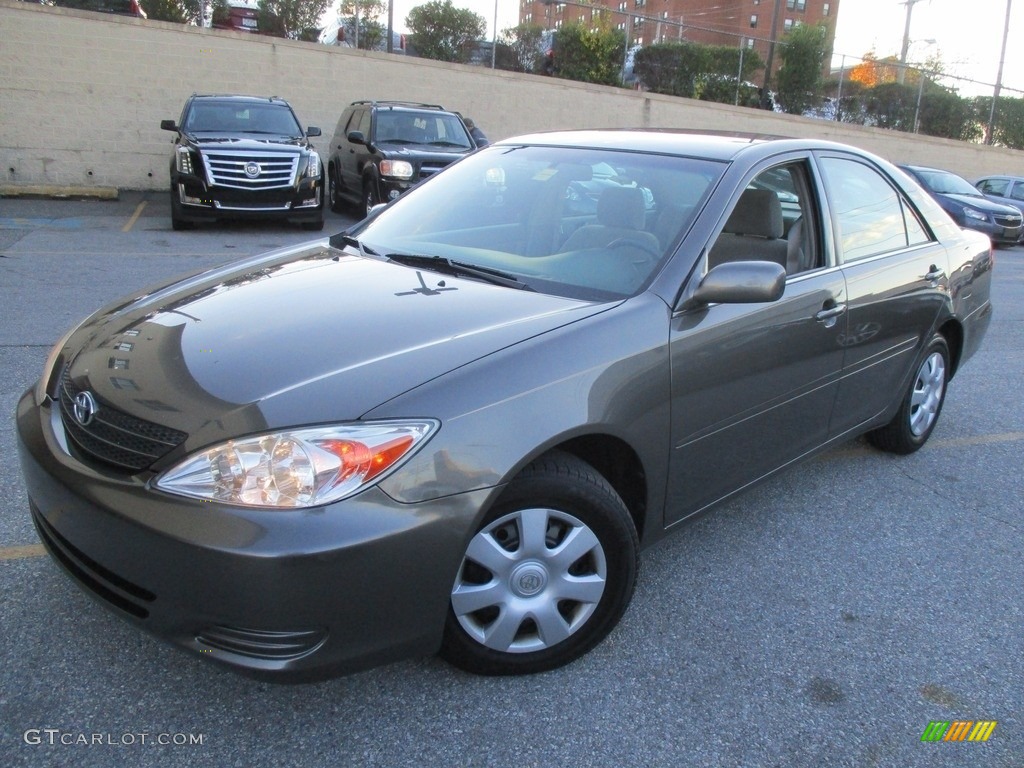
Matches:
[[2, 0, 1022, 194]]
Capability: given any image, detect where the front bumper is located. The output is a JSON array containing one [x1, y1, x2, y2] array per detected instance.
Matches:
[[16, 387, 487, 682], [963, 218, 1022, 246], [172, 173, 323, 223]]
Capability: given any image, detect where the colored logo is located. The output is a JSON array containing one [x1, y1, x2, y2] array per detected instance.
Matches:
[[921, 721, 997, 742], [244, 162, 261, 179]]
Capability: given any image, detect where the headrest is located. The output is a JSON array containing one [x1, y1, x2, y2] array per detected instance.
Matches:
[[597, 186, 646, 230], [723, 188, 784, 239]]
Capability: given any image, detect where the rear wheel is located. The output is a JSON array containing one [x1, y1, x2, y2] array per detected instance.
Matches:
[[867, 334, 949, 454], [440, 451, 638, 676]]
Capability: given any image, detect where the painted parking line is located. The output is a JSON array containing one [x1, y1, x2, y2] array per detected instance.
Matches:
[[122, 201, 147, 232], [0, 218, 86, 229], [0, 544, 46, 561]]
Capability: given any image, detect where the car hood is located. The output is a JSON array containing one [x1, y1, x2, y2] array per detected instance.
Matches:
[[62, 243, 608, 448], [938, 192, 1019, 215], [185, 133, 310, 149], [375, 142, 472, 160]]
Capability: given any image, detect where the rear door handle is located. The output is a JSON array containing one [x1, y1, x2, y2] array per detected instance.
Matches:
[[924, 265, 945, 282]]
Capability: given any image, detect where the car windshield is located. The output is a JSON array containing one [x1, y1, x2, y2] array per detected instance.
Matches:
[[373, 111, 473, 150], [915, 169, 982, 197], [185, 102, 302, 136], [351, 144, 722, 300]]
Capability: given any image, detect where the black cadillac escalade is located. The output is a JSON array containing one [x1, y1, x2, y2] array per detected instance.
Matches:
[[161, 94, 324, 231]]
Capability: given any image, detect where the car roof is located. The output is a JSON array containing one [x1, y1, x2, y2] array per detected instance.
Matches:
[[491, 129, 868, 163], [189, 94, 292, 106]]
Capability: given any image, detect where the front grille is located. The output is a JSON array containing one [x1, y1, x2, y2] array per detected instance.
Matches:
[[993, 213, 1022, 228], [197, 625, 327, 660], [200, 148, 299, 190], [32, 504, 156, 619], [59, 369, 187, 471], [418, 160, 454, 181]]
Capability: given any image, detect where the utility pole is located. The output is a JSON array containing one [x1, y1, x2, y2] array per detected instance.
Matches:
[[897, 0, 925, 84], [986, 0, 1013, 144], [761, 0, 782, 108]]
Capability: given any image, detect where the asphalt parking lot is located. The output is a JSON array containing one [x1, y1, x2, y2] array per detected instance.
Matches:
[[1, 192, 1021, 768]]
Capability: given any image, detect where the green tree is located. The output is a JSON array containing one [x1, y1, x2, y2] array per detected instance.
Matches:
[[862, 81, 916, 131], [551, 21, 624, 87], [775, 23, 829, 115], [258, 0, 328, 39], [406, 0, 486, 64], [634, 42, 762, 104], [916, 85, 981, 142], [974, 95, 1024, 149], [497, 22, 546, 73], [144, 0, 186, 23]]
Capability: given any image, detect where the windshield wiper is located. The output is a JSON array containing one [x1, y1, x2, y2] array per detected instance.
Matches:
[[429, 140, 470, 148], [330, 233, 380, 259], [386, 253, 532, 291]]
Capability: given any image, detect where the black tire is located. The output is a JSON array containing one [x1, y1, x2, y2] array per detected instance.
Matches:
[[867, 333, 949, 454], [328, 167, 344, 213], [169, 184, 193, 231], [440, 451, 638, 676], [363, 179, 380, 219]]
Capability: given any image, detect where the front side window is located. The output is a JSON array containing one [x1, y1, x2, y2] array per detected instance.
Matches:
[[708, 161, 821, 275], [978, 178, 1009, 196], [352, 145, 723, 300], [819, 157, 928, 262]]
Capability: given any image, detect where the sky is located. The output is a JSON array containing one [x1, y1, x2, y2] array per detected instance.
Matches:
[[356, 1, 1020, 97]]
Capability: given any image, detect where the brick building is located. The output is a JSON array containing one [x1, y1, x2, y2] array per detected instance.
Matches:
[[519, 0, 840, 76]]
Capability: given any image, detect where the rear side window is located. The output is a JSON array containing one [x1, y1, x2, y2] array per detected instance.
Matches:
[[819, 157, 929, 262]]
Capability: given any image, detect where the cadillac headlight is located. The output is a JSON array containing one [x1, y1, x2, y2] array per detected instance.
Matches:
[[175, 146, 195, 175], [156, 421, 438, 508], [303, 152, 321, 179]]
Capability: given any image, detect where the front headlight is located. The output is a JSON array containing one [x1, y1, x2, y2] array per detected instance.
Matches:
[[175, 146, 194, 175], [379, 159, 414, 180], [963, 207, 988, 222], [303, 151, 321, 179], [155, 421, 438, 508]]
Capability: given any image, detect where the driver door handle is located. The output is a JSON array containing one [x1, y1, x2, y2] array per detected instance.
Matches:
[[815, 303, 847, 327]]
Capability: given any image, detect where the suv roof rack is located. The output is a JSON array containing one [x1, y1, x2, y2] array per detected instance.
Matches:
[[348, 100, 448, 111]]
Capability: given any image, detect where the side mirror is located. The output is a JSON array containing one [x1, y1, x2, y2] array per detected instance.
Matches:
[[680, 260, 786, 310], [346, 130, 366, 146], [160, 119, 178, 132], [306, 126, 321, 137]]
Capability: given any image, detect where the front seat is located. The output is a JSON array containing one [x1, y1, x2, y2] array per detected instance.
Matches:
[[708, 188, 789, 269], [561, 186, 660, 253]]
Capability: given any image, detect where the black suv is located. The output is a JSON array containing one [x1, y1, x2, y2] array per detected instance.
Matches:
[[161, 95, 324, 231], [327, 101, 476, 217]]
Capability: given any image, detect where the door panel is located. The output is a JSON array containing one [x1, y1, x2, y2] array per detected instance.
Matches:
[[666, 269, 847, 524]]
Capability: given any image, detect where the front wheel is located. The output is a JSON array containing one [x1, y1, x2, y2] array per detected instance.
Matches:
[[440, 451, 638, 676], [328, 168, 344, 213], [363, 179, 381, 219], [867, 334, 949, 454]]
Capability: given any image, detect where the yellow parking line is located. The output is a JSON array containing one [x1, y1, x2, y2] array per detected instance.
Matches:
[[0, 544, 47, 561], [121, 201, 147, 232], [932, 431, 1024, 449]]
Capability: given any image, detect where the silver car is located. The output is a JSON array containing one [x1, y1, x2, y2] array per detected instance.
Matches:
[[16, 131, 993, 681]]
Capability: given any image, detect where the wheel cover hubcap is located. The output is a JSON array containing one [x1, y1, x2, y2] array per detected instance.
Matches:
[[909, 351, 946, 436], [451, 508, 607, 654]]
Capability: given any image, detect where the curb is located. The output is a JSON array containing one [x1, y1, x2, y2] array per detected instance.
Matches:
[[0, 184, 119, 200]]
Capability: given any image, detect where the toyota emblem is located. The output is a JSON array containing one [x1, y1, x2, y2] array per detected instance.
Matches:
[[72, 391, 99, 426], [244, 162, 261, 179]]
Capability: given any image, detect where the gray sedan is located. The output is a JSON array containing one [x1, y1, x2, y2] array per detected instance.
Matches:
[[16, 131, 993, 681]]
